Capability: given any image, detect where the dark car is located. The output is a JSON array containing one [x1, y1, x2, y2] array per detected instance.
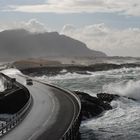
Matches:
[[26, 79, 33, 85]]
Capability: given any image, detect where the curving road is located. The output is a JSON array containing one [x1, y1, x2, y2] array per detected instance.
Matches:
[[1, 74, 80, 140]]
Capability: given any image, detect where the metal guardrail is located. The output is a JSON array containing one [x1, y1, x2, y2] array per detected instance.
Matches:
[[54, 87, 81, 140], [18, 74, 82, 140], [60, 114, 81, 140], [0, 74, 33, 137], [32, 78, 82, 140], [0, 95, 32, 136]]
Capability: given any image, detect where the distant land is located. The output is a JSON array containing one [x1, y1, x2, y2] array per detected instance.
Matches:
[[0, 29, 106, 61]]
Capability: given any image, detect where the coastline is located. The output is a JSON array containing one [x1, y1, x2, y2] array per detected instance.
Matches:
[[13, 63, 140, 76]]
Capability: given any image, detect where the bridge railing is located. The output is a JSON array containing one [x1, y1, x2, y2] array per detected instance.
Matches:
[[60, 90, 81, 140], [36, 79, 82, 140], [18, 74, 82, 140], [0, 91, 32, 137], [0, 74, 33, 137]]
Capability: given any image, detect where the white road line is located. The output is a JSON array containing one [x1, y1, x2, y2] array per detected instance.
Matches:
[[43, 94, 56, 127], [27, 84, 56, 140]]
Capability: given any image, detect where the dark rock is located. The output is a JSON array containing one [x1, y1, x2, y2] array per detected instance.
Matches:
[[73, 91, 112, 120], [81, 101, 104, 120], [97, 92, 136, 102], [97, 93, 119, 102], [19, 63, 140, 77], [74, 91, 136, 121]]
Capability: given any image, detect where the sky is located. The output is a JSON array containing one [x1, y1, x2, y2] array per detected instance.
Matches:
[[0, 0, 140, 57]]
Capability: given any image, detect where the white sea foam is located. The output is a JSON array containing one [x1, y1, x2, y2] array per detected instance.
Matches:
[[0, 78, 5, 92], [30, 66, 140, 139], [103, 80, 140, 100], [81, 97, 140, 139], [1, 66, 140, 139], [35, 67, 140, 81], [1, 68, 23, 76], [36, 72, 91, 81], [0, 68, 23, 92]]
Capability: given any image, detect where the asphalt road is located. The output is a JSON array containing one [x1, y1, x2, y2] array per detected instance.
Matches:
[[1, 74, 80, 140]]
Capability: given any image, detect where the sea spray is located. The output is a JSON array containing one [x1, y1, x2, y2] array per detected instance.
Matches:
[[0, 78, 5, 92], [103, 80, 140, 100], [2, 66, 140, 139], [34, 66, 140, 140], [1, 68, 23, 76]]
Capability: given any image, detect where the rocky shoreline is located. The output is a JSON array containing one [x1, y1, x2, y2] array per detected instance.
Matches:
[[73, 91, 135, 121], [13, 63, 140, 76]]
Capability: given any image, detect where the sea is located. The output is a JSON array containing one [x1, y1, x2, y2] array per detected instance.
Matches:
[[35, 66, 140, 140], [1, 62, 140, 139]]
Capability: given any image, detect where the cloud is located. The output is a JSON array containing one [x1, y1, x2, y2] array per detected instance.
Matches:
[[62, 24, 76, 33], [0, 0, 45, 6], [4, 0, 140, 16], [0, 19, 140, 57], [0, 19, 47, 33], [6, 0, 120, 13], [22, 19, 48, 32], [61, 23, 140, 57]]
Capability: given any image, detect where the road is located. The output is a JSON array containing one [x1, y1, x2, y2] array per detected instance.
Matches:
[[1, 73, 80, 140]]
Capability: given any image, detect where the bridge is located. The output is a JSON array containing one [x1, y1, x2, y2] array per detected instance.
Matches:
[[0, 73, 81, 140]]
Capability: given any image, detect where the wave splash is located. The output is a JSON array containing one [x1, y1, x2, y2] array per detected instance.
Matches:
[[1, 68, 23, 76], [0, 68, 23, 92], [0, 66, 140, 139], [103, 80, 140, 100], [0, 78, 5, 92], [33, 67, 140, 139]]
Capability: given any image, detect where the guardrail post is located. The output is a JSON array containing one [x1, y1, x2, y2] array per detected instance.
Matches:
[[9, 118, 11, 129], [6, 121, 8, 132], [70, 128, 73, 140], [1, 123, 4, 134], [12, 116, 14, 126], [66, 132, 69, 140], [15, 114, 17, 124]]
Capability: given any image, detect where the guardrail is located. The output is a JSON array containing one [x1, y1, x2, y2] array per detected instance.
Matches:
[[55, 88, 81, 140], [33, 78, 82, 140], [61, 114, 81, 140], [0, 74, 33, 137], [18, 74, 82, 140]]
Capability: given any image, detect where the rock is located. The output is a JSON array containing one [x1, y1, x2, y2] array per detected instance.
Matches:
[[73, 91, 112, 120], [74, 91, 137, 121], [97, 92, 136, 102], [97, 93, 119, 102]]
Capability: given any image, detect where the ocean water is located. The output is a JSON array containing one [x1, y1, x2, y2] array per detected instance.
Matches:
[[36, 67, 140, 140], [2, 67, 140, 139]]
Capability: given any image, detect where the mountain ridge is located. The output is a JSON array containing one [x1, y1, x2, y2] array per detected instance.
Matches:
[[0, 29, 107, 60]]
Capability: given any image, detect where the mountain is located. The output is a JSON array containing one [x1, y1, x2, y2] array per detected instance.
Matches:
[[0, 29, 107, 60]]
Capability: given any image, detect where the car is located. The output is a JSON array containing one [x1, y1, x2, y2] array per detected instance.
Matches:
[[26, 78, 33, 85]]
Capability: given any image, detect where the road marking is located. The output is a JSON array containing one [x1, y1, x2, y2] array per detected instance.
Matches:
[[42, 93, 56, 127], [7, 75, 80, 140], [27, 83, 56, 140]]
